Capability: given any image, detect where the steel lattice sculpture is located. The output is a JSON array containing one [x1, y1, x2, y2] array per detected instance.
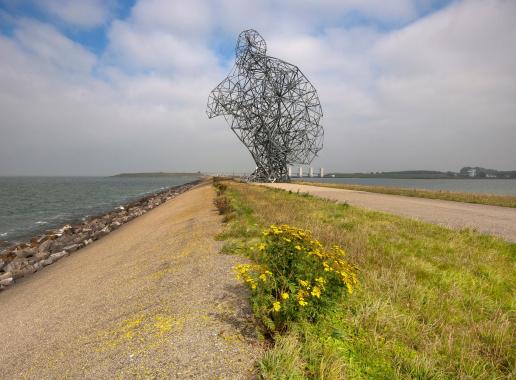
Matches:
[[207, 29, 323, 182]]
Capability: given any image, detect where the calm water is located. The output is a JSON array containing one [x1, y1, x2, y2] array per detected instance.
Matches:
[[300, 177, 516, 195], [0, 176, 200, 245]]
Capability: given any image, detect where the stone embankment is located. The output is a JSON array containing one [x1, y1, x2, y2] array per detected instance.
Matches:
[[0, 180, 200, 291]]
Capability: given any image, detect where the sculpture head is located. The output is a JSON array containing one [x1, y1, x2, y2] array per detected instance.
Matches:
[[235, 29, 267, 59]]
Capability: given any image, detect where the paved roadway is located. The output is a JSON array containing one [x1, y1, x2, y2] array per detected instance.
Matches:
[[261, 183, 516, 242]]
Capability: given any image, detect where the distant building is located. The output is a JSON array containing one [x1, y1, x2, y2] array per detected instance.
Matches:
[[288, 166, 292, 177], [309, 167, 314, 177], [299, 167, 303, 178], [320, 168, 324, 177], [467, 168, 477, 177]]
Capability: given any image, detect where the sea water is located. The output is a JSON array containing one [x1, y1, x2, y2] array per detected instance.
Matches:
[[0, 175, 200, 245]]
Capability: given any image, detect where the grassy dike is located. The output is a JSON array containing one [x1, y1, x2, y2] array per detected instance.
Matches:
[[294, 181, 516, 208], [214, 180, 515, 379]]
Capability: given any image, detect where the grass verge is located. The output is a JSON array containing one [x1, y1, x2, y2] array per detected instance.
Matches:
[[216, 180, 515, 379], [294, 180, 516, 208]]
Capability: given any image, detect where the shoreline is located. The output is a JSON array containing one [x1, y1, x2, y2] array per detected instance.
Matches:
[[0, 179, 202, 290]]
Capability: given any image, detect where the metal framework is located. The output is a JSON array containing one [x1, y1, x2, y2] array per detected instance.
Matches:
[[207, 29, 323, 182]]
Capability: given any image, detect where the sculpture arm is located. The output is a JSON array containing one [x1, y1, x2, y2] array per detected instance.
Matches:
[[206, 69, 241, 119]]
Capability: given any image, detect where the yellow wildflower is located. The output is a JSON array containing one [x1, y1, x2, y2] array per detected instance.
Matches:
[[273, 302, 281, 312], [299, 280, 310, 288], [297, 289, 309, 306], [258, 243, 267, 251], [294, 245, 302, 251], [323, 261, 333, 272], [311, 286, 321, 298], [281, 292, 289, 299], [259, 273, 267, 282], [309, 249, 322, 258]]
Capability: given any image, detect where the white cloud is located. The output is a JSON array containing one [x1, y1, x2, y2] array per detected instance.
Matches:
[[0, 15, 246, 175], [130, 0, 213, 35], [13, 19, 96, 74], [106, 20, 218, 73], [364, 0, 516, 169], [0, 0, 515, 175], [284, 0, 417, 23], [38, 0, 112, 28], [211, 0, 417, 36]]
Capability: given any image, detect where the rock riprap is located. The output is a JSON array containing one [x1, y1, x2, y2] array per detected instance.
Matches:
[[0, 181, 200, 291]]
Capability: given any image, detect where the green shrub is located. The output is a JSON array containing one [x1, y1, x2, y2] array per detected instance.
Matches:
[[235, 224, 358, 333], [214, 182, 227, 194], [213, 180, 234, 220], [214, 195, 231, 214]]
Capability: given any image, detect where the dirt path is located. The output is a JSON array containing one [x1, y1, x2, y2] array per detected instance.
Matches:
[[262, 183, 516, 242], [0, 183, 262, 379]]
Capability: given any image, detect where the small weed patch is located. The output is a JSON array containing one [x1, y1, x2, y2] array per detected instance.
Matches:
[[213, 178, 234, 221]]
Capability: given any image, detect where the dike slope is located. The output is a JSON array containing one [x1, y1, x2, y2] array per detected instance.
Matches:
[[0, 183, 262, 379]]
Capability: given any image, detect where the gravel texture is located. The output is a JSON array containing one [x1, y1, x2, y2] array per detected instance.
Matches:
[[0, 182, 263, 379], [261, 183, 516, 242]]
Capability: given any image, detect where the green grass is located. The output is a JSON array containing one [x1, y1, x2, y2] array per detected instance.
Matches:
[[294, 180, 516, 208], [217, 181, 515, 379]]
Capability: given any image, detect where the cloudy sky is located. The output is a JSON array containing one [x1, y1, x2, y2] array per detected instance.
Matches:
[[0, 0, 514, 175]]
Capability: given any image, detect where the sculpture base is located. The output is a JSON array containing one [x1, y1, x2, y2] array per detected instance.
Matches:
[[245, 167, 290, 183]]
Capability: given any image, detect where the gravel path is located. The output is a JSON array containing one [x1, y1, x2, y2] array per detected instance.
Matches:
[[261, 183, 516, 242], [0, 183, 262, 379]]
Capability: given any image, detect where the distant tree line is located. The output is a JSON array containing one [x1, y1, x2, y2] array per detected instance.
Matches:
[[459, 167, 516, 179], [327, 168, 516, 179]]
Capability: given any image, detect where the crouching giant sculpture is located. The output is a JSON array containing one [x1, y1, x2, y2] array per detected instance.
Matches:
[[207, 29, 323, 182]]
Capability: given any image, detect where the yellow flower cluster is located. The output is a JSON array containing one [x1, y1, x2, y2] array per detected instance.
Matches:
[[263, 224, 309, 240], [264, 225, 358, 295], [320, 246, 358, 294], [234, 263, 272, 290], [236, 224, 358, 320], [296, 290, 309, 307], [294, 277, 323, 305]]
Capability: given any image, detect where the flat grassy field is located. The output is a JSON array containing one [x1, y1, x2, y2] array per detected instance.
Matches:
[[216, 180, 515, 379], [294, 180, 516, 208]]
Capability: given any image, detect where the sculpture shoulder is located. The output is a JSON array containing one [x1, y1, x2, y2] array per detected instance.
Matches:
[[211, 66, 240, 91], [267, 57, 316, 87], [266, 56, 301, 75]]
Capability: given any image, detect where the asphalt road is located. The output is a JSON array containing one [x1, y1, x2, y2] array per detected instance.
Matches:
[[261, 183, 516, 242]]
